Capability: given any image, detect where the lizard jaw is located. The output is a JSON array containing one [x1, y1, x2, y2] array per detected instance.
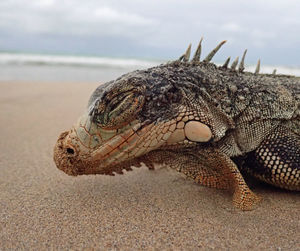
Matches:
[[53, 121, 160, 176], [53, 130, 149, 176]]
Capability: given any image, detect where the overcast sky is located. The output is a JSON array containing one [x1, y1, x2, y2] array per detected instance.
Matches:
[[0, 0, 300, 65]]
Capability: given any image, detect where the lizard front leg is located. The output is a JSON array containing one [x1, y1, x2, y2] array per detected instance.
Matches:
[[191, 148, 261, 211], [146, 148, 261, 211]]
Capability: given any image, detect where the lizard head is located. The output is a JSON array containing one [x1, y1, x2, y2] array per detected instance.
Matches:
[[54, 69, 175, 175], [54, 41, 236, 176], [53, 65, 218, 176]]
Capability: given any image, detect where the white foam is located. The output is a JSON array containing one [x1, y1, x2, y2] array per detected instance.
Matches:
[[1, 52, 300, 76], [0, 52, 161, 69], [245, 65, 300, 76]]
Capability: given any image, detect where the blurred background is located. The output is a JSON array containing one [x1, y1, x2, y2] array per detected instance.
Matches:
[[1, 0, 300, 83]]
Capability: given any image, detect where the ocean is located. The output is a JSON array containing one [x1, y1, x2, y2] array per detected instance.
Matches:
[[0, 52, 299, 83]]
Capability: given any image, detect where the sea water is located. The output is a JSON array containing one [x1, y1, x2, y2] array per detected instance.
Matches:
[[0, 52, 299, 83]]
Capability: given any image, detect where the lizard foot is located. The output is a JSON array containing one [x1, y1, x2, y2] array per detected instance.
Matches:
[[232, 188, 261, 211]]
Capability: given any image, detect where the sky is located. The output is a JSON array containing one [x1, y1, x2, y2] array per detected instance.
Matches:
[[0, 0, 300, 65]]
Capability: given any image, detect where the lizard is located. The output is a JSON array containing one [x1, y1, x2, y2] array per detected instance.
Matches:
[[53, 39, 300, 210]]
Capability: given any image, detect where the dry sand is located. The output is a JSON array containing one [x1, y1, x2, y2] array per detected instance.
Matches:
[[0, 81, 299, 250]]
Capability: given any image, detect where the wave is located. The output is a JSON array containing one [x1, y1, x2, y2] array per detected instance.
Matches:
[[0, 52, 299, 76], [244, 65, 300, 77], [0, 52, 162, 69]]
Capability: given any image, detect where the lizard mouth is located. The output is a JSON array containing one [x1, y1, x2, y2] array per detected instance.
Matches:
[[53, 109, 165, 176], [53, 130, 145, 176]]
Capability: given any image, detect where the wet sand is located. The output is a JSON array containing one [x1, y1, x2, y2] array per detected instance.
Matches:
[[0, 81, 299, 250]]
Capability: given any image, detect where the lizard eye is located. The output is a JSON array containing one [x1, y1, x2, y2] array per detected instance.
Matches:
[[91, 89, 145, 129]]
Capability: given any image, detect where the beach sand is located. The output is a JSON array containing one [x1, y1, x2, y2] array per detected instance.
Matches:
[[0, 81, 299, 250]]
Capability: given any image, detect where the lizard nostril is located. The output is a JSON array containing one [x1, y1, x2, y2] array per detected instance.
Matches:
[[66, 147, 75, 155]]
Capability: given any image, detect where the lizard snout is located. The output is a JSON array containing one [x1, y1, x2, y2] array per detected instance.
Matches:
[[53, 131, 82, 176]]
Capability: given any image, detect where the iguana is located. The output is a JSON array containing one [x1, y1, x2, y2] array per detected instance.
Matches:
[[53, 39, 300, 210]]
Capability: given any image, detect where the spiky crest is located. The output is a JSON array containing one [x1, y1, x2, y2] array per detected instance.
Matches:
[[192, 38, 203, 62], [177, 39, 267, 75], [231, 57, 239, 70], [255, 59, 261, 74], [178, 44, 192, 62], [238, 49, 247, 72], [203, 40, 227, 63], [183, 44, 192, 62], [222, 57, 231, 68]]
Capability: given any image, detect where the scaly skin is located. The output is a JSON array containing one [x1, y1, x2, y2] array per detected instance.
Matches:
[[54, 41, 300, 210]]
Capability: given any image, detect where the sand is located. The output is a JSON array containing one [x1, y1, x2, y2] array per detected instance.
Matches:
[[0, 81, 299, 250]]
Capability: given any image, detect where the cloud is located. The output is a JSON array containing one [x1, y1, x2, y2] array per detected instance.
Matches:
[[32, 0, 55, 8], [250, 29, 277, 48], [220, 22, 242, 33], [0, 0, 299, 64], [93, 7, 156, 26], [0, 1, 158, 38]]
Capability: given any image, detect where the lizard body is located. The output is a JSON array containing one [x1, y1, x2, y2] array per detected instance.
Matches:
[[54, 40, 299, 210]]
